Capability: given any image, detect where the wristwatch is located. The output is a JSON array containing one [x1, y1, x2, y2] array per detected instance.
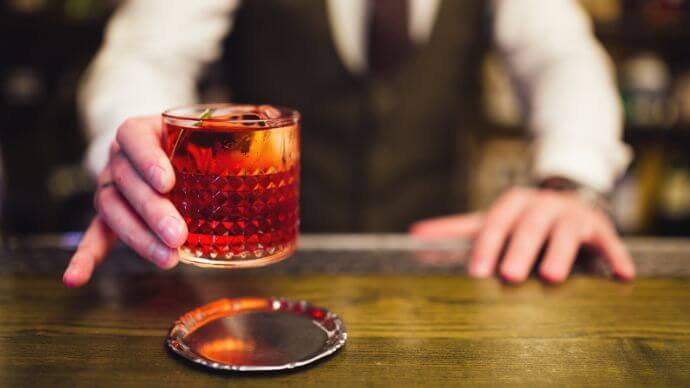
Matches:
[[536, 176, 613, 216]]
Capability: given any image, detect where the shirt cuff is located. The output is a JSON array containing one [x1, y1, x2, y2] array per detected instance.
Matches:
[[532, 136, 633, 193]]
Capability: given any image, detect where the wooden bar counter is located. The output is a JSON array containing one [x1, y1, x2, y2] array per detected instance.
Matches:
[[1, 235, 689, 386]]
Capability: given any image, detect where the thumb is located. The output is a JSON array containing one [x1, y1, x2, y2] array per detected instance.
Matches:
[[409, 212, 485, 240]]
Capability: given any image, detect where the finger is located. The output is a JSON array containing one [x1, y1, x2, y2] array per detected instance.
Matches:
[[116, 116, 174, 193], [539, 216, 582, 284], [63, 216, 116, 287], [499, 197, 563, 283], [469, 188, 532, 278], [259, 105, 281, 118], [409, 212, 484, 239], [95, 185, 179, 269], [109, 141, 121, 160], [589, 214, 636, 281], [110, 153, 187, 248], [96, 154, 116, 187]]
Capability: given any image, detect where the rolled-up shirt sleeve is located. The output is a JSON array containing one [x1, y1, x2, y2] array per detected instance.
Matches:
[[492, 0, 632, 193], [79, 0, 239, 176]]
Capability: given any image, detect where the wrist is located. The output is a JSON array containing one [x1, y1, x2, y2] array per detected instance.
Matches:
[[536, 176, 613, 216]]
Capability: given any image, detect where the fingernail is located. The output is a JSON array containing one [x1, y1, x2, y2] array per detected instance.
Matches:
[[500, 267, 525, 284], [158, 216, 183, 246], [63, 266, 79, 287], [151, 244, 173, 267], [148, 165, 167, 192]]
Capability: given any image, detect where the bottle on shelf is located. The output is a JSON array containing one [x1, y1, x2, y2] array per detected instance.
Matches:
[[673, 71, 690, 125], [620, 52, 676, 127]]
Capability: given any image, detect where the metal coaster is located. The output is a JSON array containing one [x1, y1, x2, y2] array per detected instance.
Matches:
[[167, 297, 347, 371]]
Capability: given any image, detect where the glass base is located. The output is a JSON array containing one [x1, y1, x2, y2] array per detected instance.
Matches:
[[178, 241, 296, 268]]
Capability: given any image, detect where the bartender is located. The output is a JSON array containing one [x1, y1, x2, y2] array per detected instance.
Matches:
[[63, 0, 635, 287]]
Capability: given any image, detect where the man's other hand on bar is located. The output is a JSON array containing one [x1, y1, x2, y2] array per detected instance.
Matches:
[[410, 187, 636, 284]]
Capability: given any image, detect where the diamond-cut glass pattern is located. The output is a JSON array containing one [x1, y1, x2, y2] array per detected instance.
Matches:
[[170, 167, 299, 261]]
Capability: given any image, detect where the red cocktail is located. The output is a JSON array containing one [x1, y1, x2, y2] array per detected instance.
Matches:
[[162, 104, 300, 268]]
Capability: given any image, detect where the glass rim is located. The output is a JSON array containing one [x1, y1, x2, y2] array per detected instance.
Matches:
[[162, 103, 300, 125]]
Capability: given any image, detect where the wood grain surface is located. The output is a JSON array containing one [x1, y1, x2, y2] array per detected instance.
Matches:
[[1, 236, 689, 386]]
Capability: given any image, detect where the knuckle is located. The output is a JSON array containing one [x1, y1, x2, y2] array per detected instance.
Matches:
[[93, 182, 104, 205], [580, 222, 596, 241], [108, 142, 120, 157], [96, 189, 121, 224], [595, 211, 615, 230], [94, 188, 111, 215], [93, 190, 103, 212], [483, 209, 513, 231], [554, 210, 587, 236], [520, 211, 550, 232], [555, 218, 579, 238], [116, 118, 139, 143], [116, 121, 129, 141], [140, 198, 162, 222], [110, 156, 127, 183], [476, 225, 504, 246], [119, 226, 142, 250], [562, 207, 584, 221]]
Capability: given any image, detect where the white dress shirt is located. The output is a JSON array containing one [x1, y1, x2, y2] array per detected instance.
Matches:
[[79, 0, 631, 193]]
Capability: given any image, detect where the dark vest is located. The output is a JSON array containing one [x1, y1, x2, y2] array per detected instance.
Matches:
[[221, 0, 487, 232]]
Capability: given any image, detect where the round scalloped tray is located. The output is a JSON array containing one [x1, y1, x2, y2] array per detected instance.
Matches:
[[167, 297, 347, 371]]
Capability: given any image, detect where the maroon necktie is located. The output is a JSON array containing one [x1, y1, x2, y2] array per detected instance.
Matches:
[[368, 0, 411, 76]]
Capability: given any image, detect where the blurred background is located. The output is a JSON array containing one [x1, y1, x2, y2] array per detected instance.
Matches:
[[1, 0, 690, 237]]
